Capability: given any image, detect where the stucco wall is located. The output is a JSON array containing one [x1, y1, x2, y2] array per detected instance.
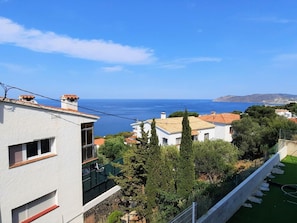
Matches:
[[0, 101, 97, 223], [197, 140, 296, 223]]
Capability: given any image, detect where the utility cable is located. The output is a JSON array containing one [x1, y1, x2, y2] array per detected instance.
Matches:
[[0, 82, 137, 121]]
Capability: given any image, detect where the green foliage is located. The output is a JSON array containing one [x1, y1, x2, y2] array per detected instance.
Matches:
[[276, 102, 297, 115], [193, 140, 239, 183], [160, 146, 179, 193], [97, 151, 110, 165], [169, 110, 199, 117], [107, 210, 123, 223], [156, 190, 184, 222], [103, 131, 134, 139], [245, 105, 277, 122], [177, 110, 195, 198], [232, 105, 297, 159], [232, 117, 262, 159], [146, 119, 162, 213], [110, 123, 149, 218], [99, 136, 128, 161]]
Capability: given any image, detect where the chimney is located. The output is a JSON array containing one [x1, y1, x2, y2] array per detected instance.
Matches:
[[61, 94, 79, 111], [19, 95, 37, 104], [161, 112, 166, 119]]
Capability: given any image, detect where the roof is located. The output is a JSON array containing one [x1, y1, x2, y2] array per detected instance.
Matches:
[[199, 113, 240, 124], [0, 97, 99, 120], [151, 116, 215, 134], [61, 94, 79, 100], [94, 138, 105, 146], [289, 118, 297, 124]]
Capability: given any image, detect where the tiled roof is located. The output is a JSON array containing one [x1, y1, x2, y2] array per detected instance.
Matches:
[[94, 138, 105, 146], [61, 94, 79, 100], [0, 97, 98, 119], [152, 116, 215, 134], [289, 118, 297, 124], [199, 113, 240, 124], [19, 95, 35, 100]]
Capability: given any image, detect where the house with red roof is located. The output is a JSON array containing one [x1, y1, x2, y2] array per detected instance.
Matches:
[[199, 112, 240, 142]]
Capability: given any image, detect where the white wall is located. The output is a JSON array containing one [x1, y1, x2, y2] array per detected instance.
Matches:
[[214, 123, 232, 142], [133, 121, 216, 146], [0, 101, 97, 223]]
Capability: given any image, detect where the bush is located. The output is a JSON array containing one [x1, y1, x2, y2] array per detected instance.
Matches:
[[107, 210, 123, 223]]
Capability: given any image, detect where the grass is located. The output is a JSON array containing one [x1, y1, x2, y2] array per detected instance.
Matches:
[[227, 156, 297, 223]]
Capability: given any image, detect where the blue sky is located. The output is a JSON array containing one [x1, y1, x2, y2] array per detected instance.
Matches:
[[0, 0, 296, 99]]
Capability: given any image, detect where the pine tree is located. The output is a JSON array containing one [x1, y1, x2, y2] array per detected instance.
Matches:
[[146, 119, 162, 214], [176, 110, 195, 198], [111, 122, 149, 218]]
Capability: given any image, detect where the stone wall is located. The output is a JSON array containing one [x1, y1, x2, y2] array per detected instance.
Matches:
[[84, 190, 122, 223]]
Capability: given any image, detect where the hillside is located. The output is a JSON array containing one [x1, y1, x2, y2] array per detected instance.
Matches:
[[213, 94, 297, 104]]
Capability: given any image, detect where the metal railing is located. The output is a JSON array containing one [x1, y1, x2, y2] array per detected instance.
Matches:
[[169, 202, 197, 223]]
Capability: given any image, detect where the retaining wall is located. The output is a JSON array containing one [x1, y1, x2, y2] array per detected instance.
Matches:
[[197, 139, 297, 223]]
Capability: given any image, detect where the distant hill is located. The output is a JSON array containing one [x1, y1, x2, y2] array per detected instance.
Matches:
[[213, 94, 297, 104]]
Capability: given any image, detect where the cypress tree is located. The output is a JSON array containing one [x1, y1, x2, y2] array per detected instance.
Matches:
[[146, 119, 162, 215], [176, 110, 195, 198]]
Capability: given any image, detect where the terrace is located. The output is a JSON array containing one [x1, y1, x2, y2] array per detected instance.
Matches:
[[228, 155, 297, 223]]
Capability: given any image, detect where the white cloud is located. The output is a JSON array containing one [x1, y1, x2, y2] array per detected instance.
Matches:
[[0, 17, 155, 64], [101, 65, 124, 72], [175, 57, 222, 63], [160, 57, 221, 69]]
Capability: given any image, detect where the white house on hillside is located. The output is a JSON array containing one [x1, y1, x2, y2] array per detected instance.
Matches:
[[199, 113, 240, 142], [131, 112, 215, 147], [0, 94, 99, 223], [275, 109, 292, 119]]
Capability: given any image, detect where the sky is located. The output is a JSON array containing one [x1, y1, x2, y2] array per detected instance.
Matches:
[[0, 0, 297, 99]]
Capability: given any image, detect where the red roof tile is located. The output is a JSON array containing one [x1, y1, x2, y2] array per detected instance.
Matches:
[[199, 113, 240, 124], [94, 138, 105, 146]]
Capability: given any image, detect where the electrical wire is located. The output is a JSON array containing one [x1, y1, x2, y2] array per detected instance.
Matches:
[[0, 82, 137, 121]]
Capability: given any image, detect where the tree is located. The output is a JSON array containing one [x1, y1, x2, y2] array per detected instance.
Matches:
[[232, 117, 262, 159], [99, 136, 128, 161], [146, 119, 162, 218], [111, 123, 149, 218], [193, 140, 239, 183], [233, 105, 297, 159], [176, 110, 195, 198], [169, 110, 199, 118]]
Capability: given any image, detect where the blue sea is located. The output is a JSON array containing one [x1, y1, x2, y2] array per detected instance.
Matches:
[[38, 99, 258, 137]]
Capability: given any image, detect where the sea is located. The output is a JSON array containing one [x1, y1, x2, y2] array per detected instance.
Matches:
[[38, 99, 259, 137]]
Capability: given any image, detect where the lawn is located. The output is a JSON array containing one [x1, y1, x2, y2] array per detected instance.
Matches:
[[227, 156, 297, 223]]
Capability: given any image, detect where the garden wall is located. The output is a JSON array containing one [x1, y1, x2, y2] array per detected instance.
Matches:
[[197, 139, 297, 223]]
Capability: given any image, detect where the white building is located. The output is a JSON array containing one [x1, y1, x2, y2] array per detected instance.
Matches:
[[275, 109, 292, 119], [199, 113, 240, 142], [131, 112, 215, 147], [0, 94, 99, 223]]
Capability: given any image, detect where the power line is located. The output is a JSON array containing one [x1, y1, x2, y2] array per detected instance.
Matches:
[[0, 82, 137, 121]]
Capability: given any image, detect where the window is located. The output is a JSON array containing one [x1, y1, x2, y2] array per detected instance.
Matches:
[[176, 137, 181, 145], [162, 138, 168, 145], [229, 126, 234, 134], [9, 138, 55, 167], [81, 123, 95, 163], [192, 135, 198, 141], [12, 191, 58, 223], [204, 133, 209, 140]]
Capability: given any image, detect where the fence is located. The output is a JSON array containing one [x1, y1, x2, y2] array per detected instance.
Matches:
[[169, 202, 197, 223], [279, 129, 297, 141], [82, 158, 123, 204]]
